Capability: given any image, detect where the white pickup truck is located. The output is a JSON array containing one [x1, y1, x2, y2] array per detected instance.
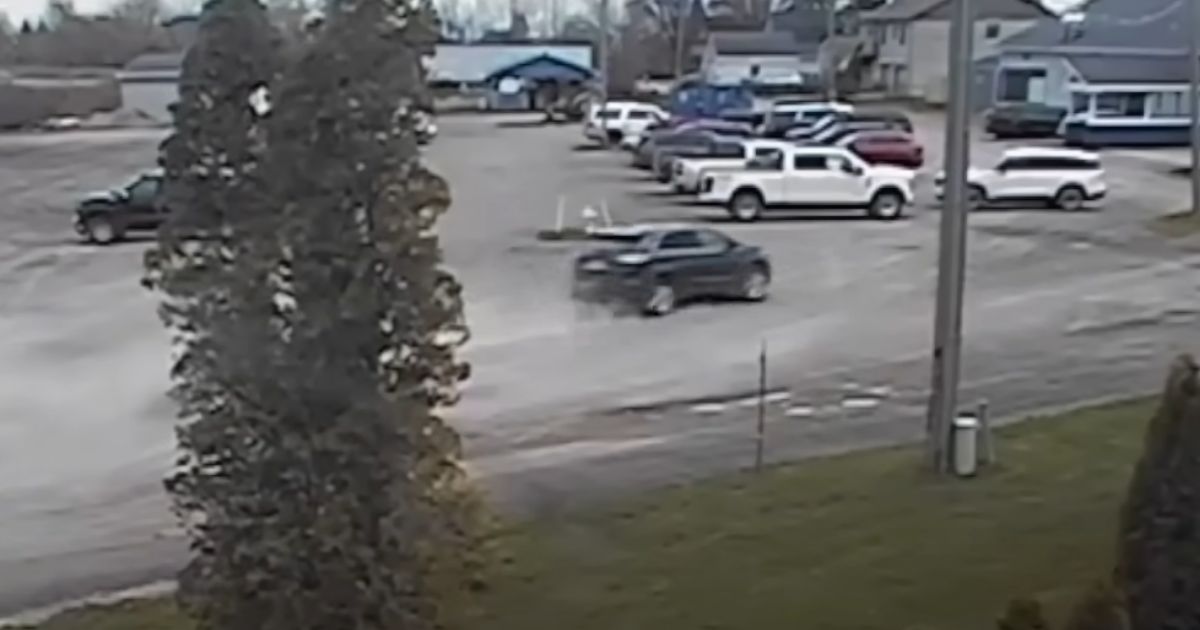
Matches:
[[697, 146, 917, 221], [672, 139, 795, 194]]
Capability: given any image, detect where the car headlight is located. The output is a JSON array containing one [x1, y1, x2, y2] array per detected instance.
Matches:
[[614, 252, 650, 265]]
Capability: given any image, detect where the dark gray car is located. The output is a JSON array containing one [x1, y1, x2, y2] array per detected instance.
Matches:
[[572, 227, 771, 316], [74, 171, 167, 245]]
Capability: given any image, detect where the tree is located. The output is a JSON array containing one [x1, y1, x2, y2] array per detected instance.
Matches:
[[1064, 581, 1128, 630], [559, 13, 598, 40], [249, 0, 485, 627], [996, 598, 1050, 630], [142, 1, 284, 629], [1117, 354, 1200, 630]]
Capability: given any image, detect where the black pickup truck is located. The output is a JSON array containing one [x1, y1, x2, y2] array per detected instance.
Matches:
[[74, 171, 167, 245]]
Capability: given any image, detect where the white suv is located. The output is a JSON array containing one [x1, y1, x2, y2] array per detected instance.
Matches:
[[583, 101, 668, 145], [698, 146, 916, 221], [935, 147, 1107, 210]]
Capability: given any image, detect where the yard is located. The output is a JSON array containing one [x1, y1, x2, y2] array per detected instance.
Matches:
[[16, 397, 1153, 630]]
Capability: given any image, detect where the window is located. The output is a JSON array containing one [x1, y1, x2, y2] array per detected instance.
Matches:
[[984, 22, 1000, 39], [997, 67, 1047, 102], [825, 156, 853, 172], [695, 230, 733, 250], [997, 158, 1032, 171], [793, 155, 827, 170], [753, 147, 783, 160], [1070, 92, 1091, 115], [896, 24, 907, 45], [1151, 91, 1188, 118], [127, 177, 160, 206], [749, 151, 784, 170], [660, 230, 703, 250], [628, 110, 652, 120], [1095, 92, 1147, 118], [596, 108, 621, 119]]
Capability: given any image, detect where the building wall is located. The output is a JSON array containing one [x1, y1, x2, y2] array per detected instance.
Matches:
[[906, 18, 1037, 101], [993, 52, 1078, 108]]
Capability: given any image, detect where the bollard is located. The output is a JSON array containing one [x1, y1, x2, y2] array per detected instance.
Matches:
[[953, 414, 980, 477]]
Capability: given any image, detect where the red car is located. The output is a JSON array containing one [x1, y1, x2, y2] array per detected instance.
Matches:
[[843, 131, 924, 169]]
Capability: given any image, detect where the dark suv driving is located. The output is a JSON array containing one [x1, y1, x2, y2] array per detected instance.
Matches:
[[572, 226, 771, 316], [74, 171, 167, 245]]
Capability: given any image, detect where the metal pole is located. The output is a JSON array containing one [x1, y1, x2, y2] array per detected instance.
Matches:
[[1190, 0, 1200, 214], [755, 340, 767, 472], [674, 0, 690, 81], [926, 0, 974, 474], [825, 0, 838, 99], [597, 0, 610, 145]]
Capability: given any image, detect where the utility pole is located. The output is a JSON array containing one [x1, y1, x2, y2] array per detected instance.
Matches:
[[598, 0, 609, 103], [926, 0, 974, 474], [1190, 0, 1200, 214], [674, 0, 690, 80], [824, 0, 838, 99]]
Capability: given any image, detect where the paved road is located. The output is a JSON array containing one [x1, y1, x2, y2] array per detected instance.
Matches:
[[1, 116, 1198, 616]]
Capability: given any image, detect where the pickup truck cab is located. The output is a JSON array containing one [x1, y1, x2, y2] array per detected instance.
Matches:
[[584, 101, 668, 145], [934, 147, 1106, 210], [673, 138, 793, 193], [698, 146, 916, 221]]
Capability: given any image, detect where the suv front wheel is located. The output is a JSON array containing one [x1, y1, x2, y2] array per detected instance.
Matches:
[[868, 190, 905, 221], [84, 215, 122, 245]]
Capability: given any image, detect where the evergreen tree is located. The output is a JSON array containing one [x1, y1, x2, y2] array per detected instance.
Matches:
[[1064, 581, 1128, 630], [245, 0, 483, 628], [141, 0, 283, 628], [1116, 354, 1200, 630], [996, 597, 1050, 630]]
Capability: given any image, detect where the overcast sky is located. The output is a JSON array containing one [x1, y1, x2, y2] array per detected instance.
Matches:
[[2, 0, 1079, 30]]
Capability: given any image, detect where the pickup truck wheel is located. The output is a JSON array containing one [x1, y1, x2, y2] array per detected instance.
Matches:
[[729, 190, 764, 222], [868, 190, 905, 221], [644, 282, 676, 316], [85, 216, 120, 245], [1054, 185, 1086, 211]]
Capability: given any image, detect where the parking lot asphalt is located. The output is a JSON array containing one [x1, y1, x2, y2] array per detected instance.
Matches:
[[2, 112, 1200, 616]]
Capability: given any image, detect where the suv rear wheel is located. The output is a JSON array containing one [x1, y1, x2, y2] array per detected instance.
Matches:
[[1054, 185, 1086, 211], [729, 189, 764, 222], [85, 215, 121, 245]]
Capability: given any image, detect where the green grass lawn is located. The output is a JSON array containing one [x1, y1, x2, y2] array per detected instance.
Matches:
[[1149, 211, 1200, 238], [14, 398, 1154, 630]]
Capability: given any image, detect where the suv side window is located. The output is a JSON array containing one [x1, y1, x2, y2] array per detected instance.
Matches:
[[127, 177, 160, 206], [998, 158, 1032, 171], [660, 230, 703, 250], [695, 230, 732, 250], [628, 110, 652, 120], [793, 155, 827, 170]]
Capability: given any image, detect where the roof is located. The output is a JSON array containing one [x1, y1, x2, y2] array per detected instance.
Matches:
[[1066, 53, 1190, 84], [1002, 146, 1099, 160], [710, 31, 805, 56], [484, 53, 594, 82], [999, 0, 1186, 51], [428, 43, 593, 83], [862, 0, 1050, 22]]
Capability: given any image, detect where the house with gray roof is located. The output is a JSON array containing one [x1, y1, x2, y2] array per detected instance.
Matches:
[[860, 0, 1050, 103], [700, 30, 823, 91], [994, 0, 1195, 145]]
